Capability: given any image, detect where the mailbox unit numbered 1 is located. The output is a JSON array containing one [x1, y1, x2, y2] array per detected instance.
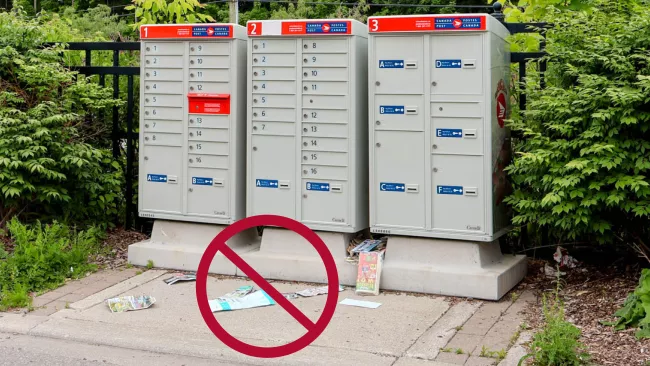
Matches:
[[246, 19, 369, 233], [138, 23, 248, 225], [368, 14, 511, 241]]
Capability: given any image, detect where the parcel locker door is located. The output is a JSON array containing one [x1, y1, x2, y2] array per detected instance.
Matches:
[[431, 34, 484, 96], [250, 135, 296, 218], [432, 155, 485, 233], [374, 35, 424, 95], [374, 131, 425, 229], [186, 168, 230, 218], [141, 146, 182, 214]]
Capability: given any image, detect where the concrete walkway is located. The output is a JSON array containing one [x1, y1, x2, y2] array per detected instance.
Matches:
[[0, 268, 535, 366]]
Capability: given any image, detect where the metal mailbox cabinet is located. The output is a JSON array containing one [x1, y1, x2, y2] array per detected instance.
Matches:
[[138, 24, 248, 225], [368, 14, 511, 242], [245, 19, 368, 233]]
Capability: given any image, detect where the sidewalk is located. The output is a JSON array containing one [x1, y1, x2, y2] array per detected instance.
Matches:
[[0, 268, 535, 366]]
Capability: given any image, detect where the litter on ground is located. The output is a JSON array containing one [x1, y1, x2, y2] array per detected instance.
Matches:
[[339, 298, 382, 309], [106, 295, 156, 313]]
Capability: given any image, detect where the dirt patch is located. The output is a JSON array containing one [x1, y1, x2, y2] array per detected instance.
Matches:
[[521, 258, 650, 365], [94, 228, 149, 269]]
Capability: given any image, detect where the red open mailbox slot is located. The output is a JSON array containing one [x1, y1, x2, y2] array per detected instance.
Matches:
[[187, 93, 231, 115]]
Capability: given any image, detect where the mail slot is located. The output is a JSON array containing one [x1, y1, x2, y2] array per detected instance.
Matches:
[[187, 93, 231, 115]]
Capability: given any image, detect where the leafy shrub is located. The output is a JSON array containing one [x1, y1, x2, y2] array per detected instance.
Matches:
[[0, 218, 102, 310], [0, 9, 124, 228], [126, 0, 215, 30], [504, 0, 650, 259], [603, 268, 650, 339]]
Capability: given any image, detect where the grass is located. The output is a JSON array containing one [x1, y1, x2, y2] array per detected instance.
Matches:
[[511, 292, 521, 302], [146, 260, 154, 269], [135, 270, 142, 275], [125, 263, 133, 269], [440, 347, 452, 353], [480, 346, 508, 360], [455, 348, 464, 354], [455, 325, 463, 331], [0, 219, 101, 311]]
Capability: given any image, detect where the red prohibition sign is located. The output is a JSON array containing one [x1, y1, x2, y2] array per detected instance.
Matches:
[[195, 214, 340, 358]]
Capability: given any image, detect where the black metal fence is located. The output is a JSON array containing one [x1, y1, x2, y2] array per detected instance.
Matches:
[[55, 14, 548, 230], [61, 41, 141, 229]]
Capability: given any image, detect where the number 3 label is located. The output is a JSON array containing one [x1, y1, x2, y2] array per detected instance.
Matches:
[[370, 19, 379, 32]]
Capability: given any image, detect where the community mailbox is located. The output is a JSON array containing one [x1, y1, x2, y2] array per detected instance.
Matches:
[[138, 24, 248, 225], [368, 14, 512, 242], [246, 19, 368, 233]]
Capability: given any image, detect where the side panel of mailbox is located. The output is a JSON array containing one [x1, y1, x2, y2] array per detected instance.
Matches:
[[352, 35, 369, 231], [487, 29, 512, 238], [232, 38, 247, 221]]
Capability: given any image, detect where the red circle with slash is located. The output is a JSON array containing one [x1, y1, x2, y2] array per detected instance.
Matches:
[[195, 214, 340, 358]]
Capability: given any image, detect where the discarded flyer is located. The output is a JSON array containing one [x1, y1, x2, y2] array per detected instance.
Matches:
[[106, 295, 156, 313], [356, 250, 385, 296], [339, 298, 382, 309], [209, 290, 275, 312], [282, 293, 300, 300], [215, 285, 255, 301], [163, 272, 196, 285], [351, 239, 384, 254], [296, 285, 344, 297]]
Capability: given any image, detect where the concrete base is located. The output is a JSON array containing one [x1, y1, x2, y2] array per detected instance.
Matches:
[[239, 228, 358, 286], [128, 220, 260, 275], [381, 236, 527, 300]]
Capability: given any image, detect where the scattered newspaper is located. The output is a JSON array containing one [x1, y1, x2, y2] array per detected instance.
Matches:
[[215, 285, 255, 301], [163, 272, 197, 285], [106, 295, 156, 313], [209, 289, 275, 312], [296, 285, 344, 297]]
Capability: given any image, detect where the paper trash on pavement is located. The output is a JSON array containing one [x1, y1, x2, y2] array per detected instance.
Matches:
[[339, 298, 382, 309], [107, 295, 156, 313], [216, 285, 255, 301], [296, 285, 344, 297], [209, 290, 275, 312], [163, 272, 197, 285]]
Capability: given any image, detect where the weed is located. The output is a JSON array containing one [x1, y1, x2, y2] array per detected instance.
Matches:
[[519, 266, 590, 365], [495, 349, 507, 360], [455, 348, 464, 354], [480, 345, 490, 357], [135, 270, 142, 275], [455, 325, 463, 331], [440, 347, 452, 353], [125, 263, 133, 269], [510, 326, 523, 347], [511, 292, 520, 302], [65, 302, 70, 309], [146, 260, 154, 270]]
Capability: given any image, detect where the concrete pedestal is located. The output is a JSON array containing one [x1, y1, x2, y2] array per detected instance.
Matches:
[[381, 236, 527, 300], [239, 228, 358, 286], [128, 220, 260, 275]]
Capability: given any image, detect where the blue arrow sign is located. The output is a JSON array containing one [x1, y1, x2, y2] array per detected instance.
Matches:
[[437, 185, 464, 195], [192, 177, 213, 186], [436, 128, 463, 138], [147, 174, 167, 183], [379, 60, 405, 69], [380, 105, 405, 114], [306, 182, 330, 191], [435, 59, 462, 68], [380, 182, 405, 192], [256, 179, 278, 188]]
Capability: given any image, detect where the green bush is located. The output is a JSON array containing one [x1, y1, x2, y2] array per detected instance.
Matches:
[[504, 0, 650, 258], [0, 218, 102, 310], [0, 9, 124, 229], [603, 268, 650, 339]]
